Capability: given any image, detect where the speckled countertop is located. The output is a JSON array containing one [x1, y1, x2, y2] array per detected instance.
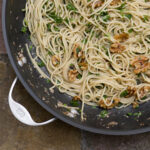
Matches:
[[1, 0, 150, 150]]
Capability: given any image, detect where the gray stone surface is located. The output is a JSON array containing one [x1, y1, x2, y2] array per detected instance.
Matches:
[[81, 131, 150, 150]]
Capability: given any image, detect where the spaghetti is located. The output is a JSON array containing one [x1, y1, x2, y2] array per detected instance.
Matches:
[[24, 0, 150, 120]]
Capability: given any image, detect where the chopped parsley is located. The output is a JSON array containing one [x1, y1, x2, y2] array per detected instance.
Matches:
[[47, 23, 51, 31], [120, 90, 128, 97], [82, 38, 88, 44], [143, 15, 149, 22], [100, 11, 110, 22], [117, 102, 123, 107], [141, 96, 147, 100], [128, 28, 134, 33], [117, 3, 126, 11], [103, 95, 107, 99], [67, 3, 77, 12], [49, 12, 63, 24], [37, 61, 45, 67], [125, 13, 132, 19], [70, 100, 79, 107], [64, 18, 69, 24], [92, 106, 97, 109], [48, 51, 53, 56], [46, 79, 51, 83], [99, 110, 108, 118], [76, 47, 81, 54], [127, 112, 142, 118], [85, 23, 93, 33], [127, 112, 132, 116], [24, 19, 28, 26], [54, 26, 60, 31], [63, 104, 67, 106], [29, 45, 33, 51], [21, 26, 27, 33], [133, 112, 142, 117], [77, 74, 82, 79]]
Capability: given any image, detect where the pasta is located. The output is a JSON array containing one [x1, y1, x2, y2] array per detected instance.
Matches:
[[23, 0, 150, 120]]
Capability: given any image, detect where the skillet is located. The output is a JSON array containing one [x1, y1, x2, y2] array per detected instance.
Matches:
[[2, 0, 150, 135]]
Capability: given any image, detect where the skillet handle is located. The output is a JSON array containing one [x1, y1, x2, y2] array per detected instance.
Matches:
[[8, 77, 56, 126]]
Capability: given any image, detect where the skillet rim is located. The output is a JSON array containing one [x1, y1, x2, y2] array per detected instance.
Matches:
[[2, 0, 150, 135]]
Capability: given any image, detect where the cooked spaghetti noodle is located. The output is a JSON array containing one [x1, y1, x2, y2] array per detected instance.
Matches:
[[24, 0, 150, 119]]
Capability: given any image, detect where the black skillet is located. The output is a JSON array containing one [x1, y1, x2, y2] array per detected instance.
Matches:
[[2, 0, 150, 135]]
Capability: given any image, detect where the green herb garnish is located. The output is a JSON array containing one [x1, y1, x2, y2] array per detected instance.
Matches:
[[46, 79, 51, 83], [48, 51, 53, 56], [24, 19, 28, 26], [133, 112, 142, 117], [49, 12, 63, 24], [70, 100, 79, 107], [127, 112, 142, 118], [63, 104, 67, 106], [77, 74, 82, 79], [47, 23, 51, 31], [125, 13, 132, 19], [103, 95, 107, 99], [92, 106, 97, 109], [141, 96, 147, 100], [117, 102, 123, 107], [128, 28, 134, 33], [76, 47, 81, 54], [117, 3, 126, 11], [29, 45, 33, 51], [120, 90, 128, 97], [82, 38, 88, 44], [99, 110, 108, 118], [64, 18, 69, 24], [67, 3, 77, 12], [95, 86, 102, 89], [54, 26, 60, 31], [37, 61, 45, 67], [21, 26, 27, 33], [100, 11, 110, 22], [127, 112, 132, 116], [143, 15, 149, 22]]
